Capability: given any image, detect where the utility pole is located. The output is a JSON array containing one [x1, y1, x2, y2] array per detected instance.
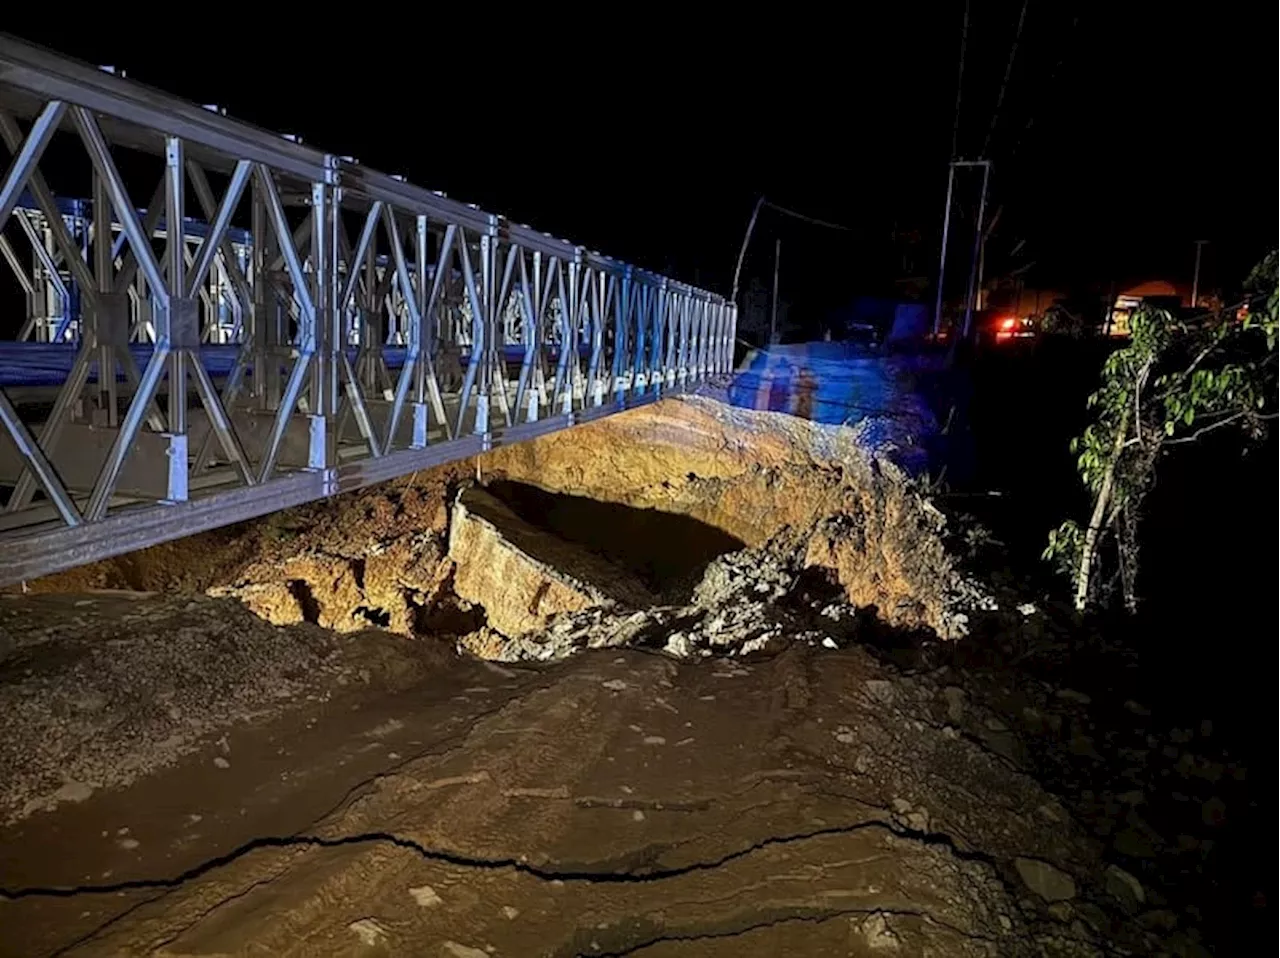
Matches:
[[932, 164, 956, 337], [933, 159, 991, 342], [1191, 239, 1208, 308], [961, 161, 991, 341], [770, 238, 781, 344]]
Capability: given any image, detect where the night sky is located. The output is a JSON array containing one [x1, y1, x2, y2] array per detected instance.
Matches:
[[4, 4, 1275, 317]]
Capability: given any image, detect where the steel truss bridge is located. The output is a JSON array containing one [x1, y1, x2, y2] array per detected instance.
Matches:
[[0, 34, 737, 585]]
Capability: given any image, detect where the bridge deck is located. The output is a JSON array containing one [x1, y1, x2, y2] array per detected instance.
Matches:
[[0, 34, 735, 585]]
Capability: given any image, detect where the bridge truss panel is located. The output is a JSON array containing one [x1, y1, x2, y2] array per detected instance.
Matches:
[[0, 34, 737, 585]]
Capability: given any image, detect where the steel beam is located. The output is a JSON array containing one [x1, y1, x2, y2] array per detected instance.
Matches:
[[0, 37, 732, 586]]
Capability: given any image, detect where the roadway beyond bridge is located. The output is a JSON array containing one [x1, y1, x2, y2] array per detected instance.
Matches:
[[0, 33, 735, 585]]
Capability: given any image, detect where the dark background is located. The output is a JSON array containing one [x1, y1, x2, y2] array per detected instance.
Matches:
[[4, 3, 1276, 323]]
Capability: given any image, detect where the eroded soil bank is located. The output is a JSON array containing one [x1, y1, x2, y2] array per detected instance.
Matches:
[[1, 396, 1243, 956]]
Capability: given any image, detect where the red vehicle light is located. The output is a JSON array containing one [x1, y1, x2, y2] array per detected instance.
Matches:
[[999, 317, 1016, 330]]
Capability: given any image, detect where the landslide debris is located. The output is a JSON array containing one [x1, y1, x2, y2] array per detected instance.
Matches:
[[24, 395, 995, 651]]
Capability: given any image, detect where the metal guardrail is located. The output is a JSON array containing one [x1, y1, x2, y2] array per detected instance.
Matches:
[[0, 33, 736, 584]]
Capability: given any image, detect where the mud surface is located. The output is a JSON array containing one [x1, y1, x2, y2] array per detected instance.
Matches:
[[2, 395, 1252, 956], [0, 593, 446, 826], [5, 639, 1143, 957]]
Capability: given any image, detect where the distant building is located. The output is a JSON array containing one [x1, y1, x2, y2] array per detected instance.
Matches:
[[1106, 279, 1191, 337]]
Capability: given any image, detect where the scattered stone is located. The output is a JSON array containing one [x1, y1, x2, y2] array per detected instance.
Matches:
[[442, 942, 489, 958], [212, 757, 230, 769], [642, 736, 666, 746], [1104, 865, 1145, 912], [1056, 688, 1092, 705], [942, 686, 965, 723], [1113, 827, 1157, 858], [821, 636, 838, 649], [51, 781, 95, 805], [632, 810, 645, 822], [1138, 909, 1178, 932], [864, 679, 895, 705], [116, 837, 139, 850], [348, 918, 386, 947], [857, 911, 900, 949], [1047, 901, 1074, 922], [600, 679, 628, 692], [409, 884, 443, 908], [1014, 857, 1077, 902], [501, 906, 519, 920]]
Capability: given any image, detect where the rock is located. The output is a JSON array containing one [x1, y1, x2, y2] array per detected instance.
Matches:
[[1014, 857, 1077, 902], [501, 906, 519, 920], [1113, 827, 1157, 858], [1047, 901, 1073, 922], [442, 942, 489, 958], [857, 912, 901, 949], [51, 781, 95, 805], [664, 633, 692, 658], [1201, 796, 1226, 827], [942, 686, 965, 723], [1104, 864, 1145, 912], [865, 679, 895, 705], [600, 679, 628, 692], [821, 636, 838, 649], [1055, 688, 1092, 705], [1138, 909, 1178, 932], [348, 918, 387, 947], [212, 757, 230, 769], [409, 884, 443, 908]]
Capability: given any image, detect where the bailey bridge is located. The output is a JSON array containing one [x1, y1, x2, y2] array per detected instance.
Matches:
[[0, 34, 737, 585]]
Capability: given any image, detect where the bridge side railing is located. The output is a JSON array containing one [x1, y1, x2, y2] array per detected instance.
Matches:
[[0, 34, 736, 584]]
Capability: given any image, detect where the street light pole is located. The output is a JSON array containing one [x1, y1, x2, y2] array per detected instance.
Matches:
[[1191, 239, 1208, 308]]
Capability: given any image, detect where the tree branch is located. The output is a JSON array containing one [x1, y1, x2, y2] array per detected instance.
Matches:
[[1165, 410, 1276, 445]]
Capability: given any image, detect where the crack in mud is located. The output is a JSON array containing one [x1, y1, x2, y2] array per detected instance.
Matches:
[[575, 906, 997, 957], [2, 816, 1005, 902]]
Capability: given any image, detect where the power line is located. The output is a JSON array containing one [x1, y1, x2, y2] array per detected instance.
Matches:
[[950, 0, 971, 159], [981, 0, 1030, 158], [763, 200, 853, 232]]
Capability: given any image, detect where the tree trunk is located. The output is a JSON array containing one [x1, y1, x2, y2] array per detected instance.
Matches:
[[1074, 424, 1128, 611]]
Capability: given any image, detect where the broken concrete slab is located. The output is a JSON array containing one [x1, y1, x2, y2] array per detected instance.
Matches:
[[447, 486, 657, 638]]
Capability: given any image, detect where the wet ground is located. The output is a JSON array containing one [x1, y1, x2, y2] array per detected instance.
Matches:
[[5, 631, 1114, 958], [2, 382, 1269, 956]]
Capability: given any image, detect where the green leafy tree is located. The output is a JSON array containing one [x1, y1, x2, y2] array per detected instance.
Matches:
[[1045, 253, 1278, 611]]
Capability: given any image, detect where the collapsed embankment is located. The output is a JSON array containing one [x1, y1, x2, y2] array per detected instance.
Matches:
[[5, 395, 1233, 957], [24, 396, 992, 652]]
